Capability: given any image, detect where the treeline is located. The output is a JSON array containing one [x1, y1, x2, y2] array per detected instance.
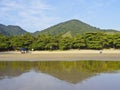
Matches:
[[0, 32, 120, 51]]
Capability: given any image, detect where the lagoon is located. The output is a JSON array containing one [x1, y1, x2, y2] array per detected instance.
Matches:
[[0, 61, 120, 90]]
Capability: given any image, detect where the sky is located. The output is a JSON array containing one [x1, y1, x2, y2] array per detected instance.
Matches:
[[0, 0, 120, 32]]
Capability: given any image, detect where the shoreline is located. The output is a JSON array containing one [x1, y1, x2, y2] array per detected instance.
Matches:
[[0, 50, 120, 61]]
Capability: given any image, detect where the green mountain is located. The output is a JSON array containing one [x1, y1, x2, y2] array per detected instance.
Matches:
[[0, 19, 119, 36], [34, 19, 119, 36], [0, 24, 28, 36]]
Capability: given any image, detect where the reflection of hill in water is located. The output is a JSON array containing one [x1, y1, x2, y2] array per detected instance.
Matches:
[[42, 69, 95, 84], [0, 68, 27, 79], [0, 61, 120, 84]]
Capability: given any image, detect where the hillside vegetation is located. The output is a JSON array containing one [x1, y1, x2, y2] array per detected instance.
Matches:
[[0, 24, 27, 36], [0, 19, 120, 51], [34, 19, 119, 36], [0, 19, 119, 36]]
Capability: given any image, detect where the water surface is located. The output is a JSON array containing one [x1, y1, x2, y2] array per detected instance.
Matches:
[[0, 61, 120, 90]]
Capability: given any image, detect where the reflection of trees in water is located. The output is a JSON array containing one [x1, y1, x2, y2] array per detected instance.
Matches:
[[0, 61, 120, 83]]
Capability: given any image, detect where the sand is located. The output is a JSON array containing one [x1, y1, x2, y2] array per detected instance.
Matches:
[[0, 49, 120, 61]]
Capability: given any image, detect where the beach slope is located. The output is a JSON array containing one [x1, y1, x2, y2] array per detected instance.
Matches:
[[0, 50, 120, 61]]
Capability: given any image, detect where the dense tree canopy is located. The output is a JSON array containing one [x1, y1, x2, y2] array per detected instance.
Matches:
[[0, 34, 9, 51], [0, 32, 120, 51]]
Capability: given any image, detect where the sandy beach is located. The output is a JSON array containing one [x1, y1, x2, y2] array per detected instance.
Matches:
[[0, 49, 120, 61]]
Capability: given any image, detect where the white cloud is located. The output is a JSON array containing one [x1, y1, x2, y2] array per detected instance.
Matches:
[[1, 0, 119, 32], [0, 0, 60, 32]]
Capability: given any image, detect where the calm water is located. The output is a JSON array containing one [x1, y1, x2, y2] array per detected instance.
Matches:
[[0, 61, 120, 90]]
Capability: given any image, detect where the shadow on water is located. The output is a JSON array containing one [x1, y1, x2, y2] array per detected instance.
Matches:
[[0, 61, 120, 84]]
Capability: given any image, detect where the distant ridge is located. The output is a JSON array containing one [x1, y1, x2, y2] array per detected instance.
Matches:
[[34, 19, 119, 36], [0, 24, 28, 36], [0, 19, 119, 36]]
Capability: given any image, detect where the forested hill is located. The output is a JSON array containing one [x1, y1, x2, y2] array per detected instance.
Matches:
[[0, 24, 28, 36], [34, 19, 119, 36], [0, 19, 119, 36]]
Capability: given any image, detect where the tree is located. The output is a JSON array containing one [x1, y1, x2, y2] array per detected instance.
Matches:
[[113, 33, 120, 48], [72, 34, 86, 49], [84, 32, 103, 49], [0, 32, 120, 51], [9, 36, 23, 50], [59, 37, 73, 50], [9, 33, 34, 50], [0, 34, 9, 51], [20, 33, 35, 49], [102, 34, 114, 48]]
